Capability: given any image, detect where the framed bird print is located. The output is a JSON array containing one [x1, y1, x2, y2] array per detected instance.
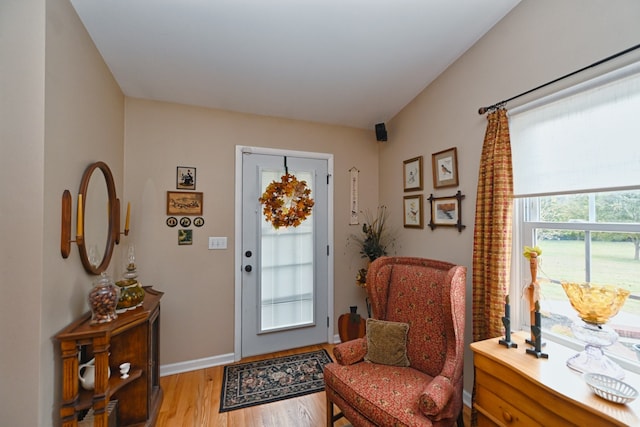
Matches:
[[403, 156, 423, 192], [432, 147, 459, 188], [403, 195, 423, 228], [428, 191, 466, 232]]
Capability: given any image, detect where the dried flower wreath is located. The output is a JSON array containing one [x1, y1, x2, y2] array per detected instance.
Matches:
[[259, 173, 314, 229]]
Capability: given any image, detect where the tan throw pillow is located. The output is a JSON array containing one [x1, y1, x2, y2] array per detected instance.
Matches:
[[364, 318, 410, 367]]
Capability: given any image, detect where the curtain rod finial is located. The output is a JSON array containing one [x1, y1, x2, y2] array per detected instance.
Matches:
[[478, 107, 488, 115]]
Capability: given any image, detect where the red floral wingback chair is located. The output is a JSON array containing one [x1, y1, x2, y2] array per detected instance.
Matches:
[[324, 257, 466, 427]]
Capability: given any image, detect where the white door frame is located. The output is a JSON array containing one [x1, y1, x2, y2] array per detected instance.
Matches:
[[234, 145, 334, 361]]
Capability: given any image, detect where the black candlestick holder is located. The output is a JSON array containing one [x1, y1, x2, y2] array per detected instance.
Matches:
[[499, 315, 517, 348], [525, 336, 546, 348], [526, 304, 548, 358]]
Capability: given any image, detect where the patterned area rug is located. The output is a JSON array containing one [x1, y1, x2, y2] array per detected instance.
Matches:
[[219, 349, 333, 412]]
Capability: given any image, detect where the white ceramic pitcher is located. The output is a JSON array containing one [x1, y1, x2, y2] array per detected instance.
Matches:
[[78, 358, 111, 390]]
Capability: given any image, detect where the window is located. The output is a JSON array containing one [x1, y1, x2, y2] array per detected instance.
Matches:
[[260, 169, 315, 331], [510, 62, 640, 371], [517, 192, 640, 368]]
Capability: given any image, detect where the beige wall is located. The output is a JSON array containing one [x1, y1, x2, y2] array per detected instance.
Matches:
[[1, 0, 124, 425], [43, 1, 125, 424], [381, 0, 640, 395], [1, 1, 46, 426], [124, 98, 380, 363]]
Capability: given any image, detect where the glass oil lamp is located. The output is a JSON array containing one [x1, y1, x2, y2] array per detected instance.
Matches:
[[115, 244, 145, 313], [562, 282, 630, 379]]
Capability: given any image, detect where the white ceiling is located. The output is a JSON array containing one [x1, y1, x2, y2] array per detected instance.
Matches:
[[70, 0, 520, 130]]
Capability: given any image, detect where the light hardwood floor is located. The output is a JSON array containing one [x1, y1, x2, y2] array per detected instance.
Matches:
[[157, 343, 470, 426]]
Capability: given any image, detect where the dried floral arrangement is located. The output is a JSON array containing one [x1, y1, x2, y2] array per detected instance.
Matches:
[[349, 206, 396, 287]]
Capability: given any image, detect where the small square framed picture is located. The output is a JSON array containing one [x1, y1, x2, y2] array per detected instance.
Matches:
[[403, 195, 423, 228], [178, 229, 193, 245], [431, 196, 459, 226], [431, 147, 459, 188], [177, 166, 196, 190], [427, 191, 466, 232], [403, 156, 423, 192]]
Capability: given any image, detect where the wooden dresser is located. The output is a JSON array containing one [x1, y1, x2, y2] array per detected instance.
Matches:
[[56, 287, 163, 427], [471, 331, 640, 426]]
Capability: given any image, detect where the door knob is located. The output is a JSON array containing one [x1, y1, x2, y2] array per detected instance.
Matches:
[[244, 265, 252, 272]]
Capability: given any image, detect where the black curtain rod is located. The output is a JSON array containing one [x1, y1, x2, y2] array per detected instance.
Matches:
[[477, 43, 640, 115]]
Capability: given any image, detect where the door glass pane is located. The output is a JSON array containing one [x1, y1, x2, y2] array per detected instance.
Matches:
[[260, 169, 314, 332]]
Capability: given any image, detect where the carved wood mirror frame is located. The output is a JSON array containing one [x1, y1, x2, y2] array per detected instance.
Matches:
[[77, 161, 119, 275]]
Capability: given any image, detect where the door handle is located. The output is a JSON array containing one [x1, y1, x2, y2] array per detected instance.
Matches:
[[244, 265, 252, 272]]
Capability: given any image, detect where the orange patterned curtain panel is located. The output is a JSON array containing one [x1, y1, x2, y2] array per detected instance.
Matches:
[[472, 108, 514, 342]]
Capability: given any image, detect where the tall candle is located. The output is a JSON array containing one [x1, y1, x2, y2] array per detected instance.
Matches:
[[125, 202, 131, 231], [77, 194, 83, 237]]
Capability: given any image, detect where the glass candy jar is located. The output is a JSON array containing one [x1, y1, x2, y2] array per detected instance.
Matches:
[[88, 272, 120, 324]]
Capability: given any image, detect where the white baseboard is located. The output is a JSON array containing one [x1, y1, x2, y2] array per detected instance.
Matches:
[[161, 337, 343, 377], [160, 352, 235, 377]]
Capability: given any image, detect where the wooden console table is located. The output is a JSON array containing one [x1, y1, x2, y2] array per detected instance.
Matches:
[[56, 287, 163, 427], [471, 331, 640, 426]]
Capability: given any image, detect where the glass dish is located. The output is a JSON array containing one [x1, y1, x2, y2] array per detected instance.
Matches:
[[584, 373, 638, 404], [562, 282, 630, 324]]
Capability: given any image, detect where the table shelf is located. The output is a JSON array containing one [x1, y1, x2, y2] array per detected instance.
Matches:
[[56, 287, 163, 427]]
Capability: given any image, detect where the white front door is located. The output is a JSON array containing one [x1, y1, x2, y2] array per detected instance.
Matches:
[[239, 149, 331, 358]]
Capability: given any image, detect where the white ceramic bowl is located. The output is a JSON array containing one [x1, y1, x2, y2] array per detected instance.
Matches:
[[584, 373, 638, 404]]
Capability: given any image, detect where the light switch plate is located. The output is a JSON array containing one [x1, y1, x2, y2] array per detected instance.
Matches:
[[208, 237, 227, 250]]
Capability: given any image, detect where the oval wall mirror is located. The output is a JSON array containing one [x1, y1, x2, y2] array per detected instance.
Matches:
[[77, 161, 117, 275]]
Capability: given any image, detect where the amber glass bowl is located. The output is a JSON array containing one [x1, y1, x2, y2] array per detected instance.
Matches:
[[562, 282, 630, 324]]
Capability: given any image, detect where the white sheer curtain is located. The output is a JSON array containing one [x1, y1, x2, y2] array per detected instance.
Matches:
[[510, 62, 640, 196], [260, 169, 315, 331]]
